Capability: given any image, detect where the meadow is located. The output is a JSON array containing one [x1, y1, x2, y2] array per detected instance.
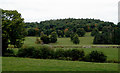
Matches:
[[23, 32, 118, 46], [2, 57, 118, 71], [3, 32, 119, 71]]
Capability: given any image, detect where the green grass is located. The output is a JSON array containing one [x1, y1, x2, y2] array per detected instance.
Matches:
[[23, 32, 118, 46], [2, 57, 118, 71], [74, 48, 118, 61]]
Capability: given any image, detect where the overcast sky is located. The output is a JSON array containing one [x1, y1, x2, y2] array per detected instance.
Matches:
[[0, 0, 119, 24]]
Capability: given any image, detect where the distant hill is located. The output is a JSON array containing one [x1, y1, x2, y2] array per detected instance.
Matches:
[[25, 18, 116, 35]]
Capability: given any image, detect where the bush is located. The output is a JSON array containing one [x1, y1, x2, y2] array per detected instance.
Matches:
[[40, 35, 50, 44], [85, 51, 107, 62], [40, 46, 55, 59], [70, 49, 84, 61], [50, 32, 57, 43], [55, 49, 65, 59], [70, 33, 76, 41], [4, 49, 15, 57], [35, 38, 42, 44], [17, 47, 35, 58], [73, 34, 80, 44], [17, 46, 55, 59]]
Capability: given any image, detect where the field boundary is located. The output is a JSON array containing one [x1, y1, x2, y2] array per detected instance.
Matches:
[[48, 45, 120, 48]]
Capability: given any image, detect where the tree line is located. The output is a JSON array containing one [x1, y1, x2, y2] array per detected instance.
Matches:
[[25, 18, 115, 37]]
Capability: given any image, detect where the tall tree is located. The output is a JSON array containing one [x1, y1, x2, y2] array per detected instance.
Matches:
[[2, 10, 27, 55]]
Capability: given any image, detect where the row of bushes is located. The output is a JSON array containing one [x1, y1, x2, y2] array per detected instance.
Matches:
[[10, 46, 107, 63]]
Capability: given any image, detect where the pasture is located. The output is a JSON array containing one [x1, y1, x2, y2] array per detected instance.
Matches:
[[2, 57, 118, 71]]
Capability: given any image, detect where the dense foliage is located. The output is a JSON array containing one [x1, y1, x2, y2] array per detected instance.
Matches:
[[93, 25, 120, 45], [17, 46, 107, 62], [72, 34, 80, 44], [85, 51, 107, 62], [25, 18, 115, 37], [50, 32, 57, 43], [91, 28, 99, 36], [2, 10, 27, 55]]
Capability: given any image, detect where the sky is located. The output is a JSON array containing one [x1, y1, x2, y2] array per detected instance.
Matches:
[[0, 0, 120, 24]]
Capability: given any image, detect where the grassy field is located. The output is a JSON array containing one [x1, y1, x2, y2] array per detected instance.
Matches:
[[4, 32, 118, 71], [2, 57, 118, 71], [23, 32, 118, 46], [23, 32, 94, 46]]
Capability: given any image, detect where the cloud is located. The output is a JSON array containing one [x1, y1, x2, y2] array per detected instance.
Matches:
[[0, 0, 119, 24]]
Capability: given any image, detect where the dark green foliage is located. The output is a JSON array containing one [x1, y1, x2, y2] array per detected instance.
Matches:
[[91, 28, 99, 36], [55, 49, 65, 59], [76, 28, 86, 37], [57, 30, 64, 37], [112, 27, 120, 45], [4, 49, 15, 57], [65, 31, 71, 37], [70, 49, 84, 61], [17, 47, 35, 58], [93, 33, 103, 44], [70, 33, 76, 41], [17, 46, 108, 63], [93, 26, 120, 45], [73, 34, 80, 44], [50, 32, 57, 43], [17, 46, 55, 59], [2, 10, 27, 55], [27, 28, 36, 36], [85, 51, 107, 62], [40, 46, 55, 59], [40, 35, 50, 44], [25, 18, 116, 38]]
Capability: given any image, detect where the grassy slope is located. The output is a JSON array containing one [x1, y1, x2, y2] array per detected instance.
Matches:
[[2, 57, 118, 71]]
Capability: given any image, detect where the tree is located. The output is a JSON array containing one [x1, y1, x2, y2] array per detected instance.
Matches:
[[73, 34, 80, 44], [27, 28, 36, 36], [112, 27, 120, 45], [70, 33, 76, 41], [50, 31, 57, 43], [91, 28, 99, 36], [57, 30, 64, 37], [76, 28, 86, 37], [40, 35, 50, 44], [2, 10, 27, 55], [93, 33, 103, 44], [65, 31, 71, 37]]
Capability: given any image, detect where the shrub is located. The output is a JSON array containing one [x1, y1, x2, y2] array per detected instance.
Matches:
[[50, 31, 57, 43], [73, 34, 80, 44], [40, 46, 55, 59], [85, 51, 107, 62], [64, 49, 72, 57], [4, 49, 15, 57], [17, 46, 55, 59], [55, 49, 65, 59], [40, 35, 50, 44], [17, 47, 35, 58], [70, 49, 84, 61], [32, 47, 42, 58], [35, 38, 42, 44], [70, 33, 76, 41]]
